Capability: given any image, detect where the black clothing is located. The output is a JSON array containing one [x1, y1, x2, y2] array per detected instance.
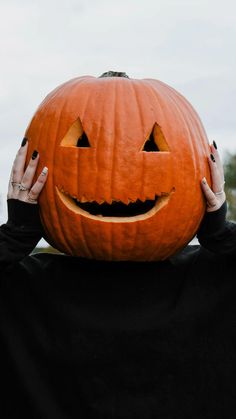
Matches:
[[0, 199, 236, 419]]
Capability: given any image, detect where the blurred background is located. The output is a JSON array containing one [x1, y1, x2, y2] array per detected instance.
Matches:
[[0, 0, 236, 251]]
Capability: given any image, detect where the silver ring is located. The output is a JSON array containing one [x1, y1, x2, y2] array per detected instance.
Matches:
[[215, 189, 224, 196], [11, 181, 30, 191], [27, 193, 38, 204], [27, 197, 38, 204], [18, 184, 29, 191], [11, 182, 21, 187], [207, 202, 217, 207]]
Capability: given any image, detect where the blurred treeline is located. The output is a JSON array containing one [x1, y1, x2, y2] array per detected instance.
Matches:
[[224, 152, 236, 221], [33, 151, 236, 254]]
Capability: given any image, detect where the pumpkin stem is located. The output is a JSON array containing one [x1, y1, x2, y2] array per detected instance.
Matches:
[[99, 71, 129, 78]]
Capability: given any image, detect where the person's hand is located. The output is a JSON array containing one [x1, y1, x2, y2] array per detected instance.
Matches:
[[201, 141, 226, 212], [7, 138, 48, 204]]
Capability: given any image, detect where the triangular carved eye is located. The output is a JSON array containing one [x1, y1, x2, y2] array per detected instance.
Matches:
[[61, 118, 91, 147], [142, 123, 169, 152], [76, 132, 90, 148], [143, 130, 160, 151]]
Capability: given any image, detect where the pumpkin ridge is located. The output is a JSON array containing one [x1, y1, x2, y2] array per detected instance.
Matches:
[[74, 85, 98, 258], [53, 94, 76, 255], [110, 80, 119, 201], [26, 100, 56, 248], [130, 80, 149, 251]]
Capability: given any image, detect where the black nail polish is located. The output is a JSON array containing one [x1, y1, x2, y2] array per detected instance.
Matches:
[[213, 140, 217, 150], [210, 153, 216, 162], [32, 150, 38, 160], [21, 137, 27, 147]]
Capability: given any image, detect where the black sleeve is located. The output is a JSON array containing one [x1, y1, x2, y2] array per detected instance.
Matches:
[[197, 201, 236, 256], [0, 199, 44, 271]]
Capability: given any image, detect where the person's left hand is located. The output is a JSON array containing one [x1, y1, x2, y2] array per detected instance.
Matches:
[[201, 141, 226, 212], [7, 138, 48, 205]]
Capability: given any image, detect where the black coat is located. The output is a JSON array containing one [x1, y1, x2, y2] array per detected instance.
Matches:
[[0, 200, 236, 419]]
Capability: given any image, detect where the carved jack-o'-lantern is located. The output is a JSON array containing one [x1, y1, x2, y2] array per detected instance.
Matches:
[[25, 71, 210, 261]]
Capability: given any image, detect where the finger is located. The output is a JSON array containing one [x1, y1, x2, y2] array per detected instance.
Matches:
[[25, 167, 48, 204], [20, 150, 39, 189], [210, 142, 224, 182], [201, 177, 219, 211], [208, 154, 223, 193], [11, 138, 29, 183], [8, 138, 28, 197]]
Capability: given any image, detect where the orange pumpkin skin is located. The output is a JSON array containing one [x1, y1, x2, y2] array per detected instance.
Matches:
[[25, 72, 210, 261]]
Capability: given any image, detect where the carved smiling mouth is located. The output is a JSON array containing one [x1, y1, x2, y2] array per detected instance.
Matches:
[[57, 188, 172, 222], [73, 197, 158, 217]]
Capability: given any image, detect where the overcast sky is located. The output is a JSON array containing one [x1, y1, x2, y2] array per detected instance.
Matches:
[[0, 0, 236, 228]]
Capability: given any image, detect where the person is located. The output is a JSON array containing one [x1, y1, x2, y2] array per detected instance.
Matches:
[[0, 138, 235, 419]]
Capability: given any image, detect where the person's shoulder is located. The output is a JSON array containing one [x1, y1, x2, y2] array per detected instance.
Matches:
[[168, 243, 220, 267], [169, 244, 201, 266], [18, 251, 70, 276], [26, 251, 97, 272]]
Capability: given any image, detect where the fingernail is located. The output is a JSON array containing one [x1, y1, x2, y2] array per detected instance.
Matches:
[[32, 150, 38, 160], [202, 177, 207, 184], [21, 137, 28, 147], [42, 166, 48, 175], [210, 153, 216, 162], [213, 140, 217, 150]]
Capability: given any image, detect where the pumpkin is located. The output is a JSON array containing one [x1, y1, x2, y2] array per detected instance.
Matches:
[[25, 71, 210, 261]]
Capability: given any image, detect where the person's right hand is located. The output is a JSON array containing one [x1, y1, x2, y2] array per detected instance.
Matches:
[[201, 141, 226, 213], [7, 138, 48, 204]]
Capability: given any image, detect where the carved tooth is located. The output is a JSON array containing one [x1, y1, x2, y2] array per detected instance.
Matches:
[[60, 188, 72, 198], [80, 196, 87, 203], [121, 197, 128, 205], [146, 193, 156, 201]]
